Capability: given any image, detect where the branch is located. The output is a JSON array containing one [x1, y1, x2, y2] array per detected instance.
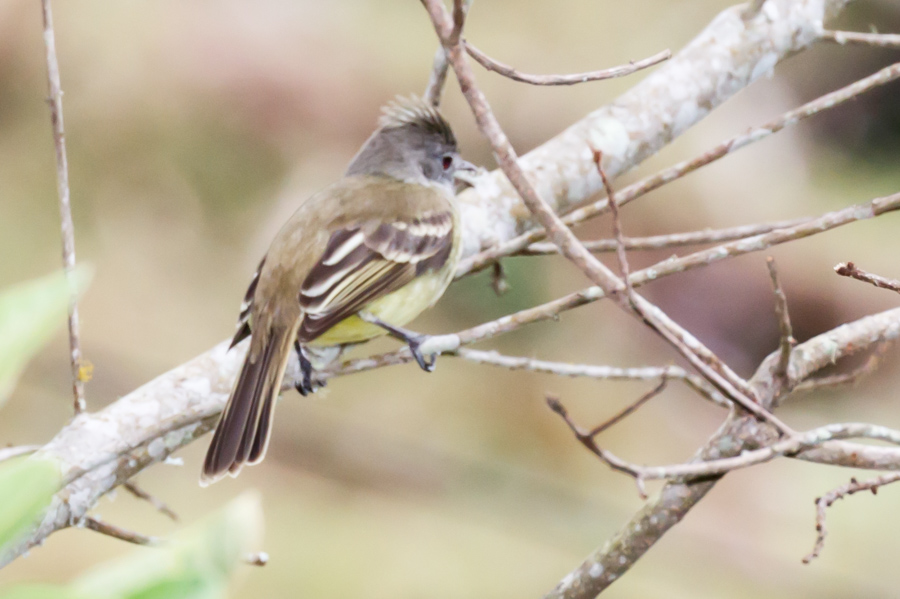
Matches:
[[83, 517, 159, 547], [458, 349, 729, 408], [41, 0, 86, 414], [123, 480, 179, 522], [465, 42, 670, 86], [521, 217, 811, 256], [552, 418, 900, 482], [819, 30, 900, 49], [803, 473, 900, 563], [835, 262, 900, 294], [544, 306, 900, 598], [423, 0, 474, 106]]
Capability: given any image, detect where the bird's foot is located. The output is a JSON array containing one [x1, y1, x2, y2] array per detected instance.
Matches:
[[294, 341, 326, 396], [358, 312, 438, 373], [407, 334, 437, 373]]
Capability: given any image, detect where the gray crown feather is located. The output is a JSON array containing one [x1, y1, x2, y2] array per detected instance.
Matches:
[[378, 96, 456, 146]]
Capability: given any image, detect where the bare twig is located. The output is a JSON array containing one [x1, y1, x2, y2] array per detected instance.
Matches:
[[41, 0, 86, 415], [819, 30, 900, 49], [835, 262, 900, 295], [522, 217, 811, 256], [589, 381, 668, 436], [550, 420, 900, 483], [465, 42, 670, 86], [803, 473, 900, 563], [767, 258, 795, 383], [458, 61, 900, 277], [423, 49, 450, 107], [85, 516, 268, 566], [423, 0, 474, 106], [592, 150, 634, 299], [123, 481, 179, 522], [458, 349, 729, 408], [82, 516, 158, 546], [547, 394, 658, 499]]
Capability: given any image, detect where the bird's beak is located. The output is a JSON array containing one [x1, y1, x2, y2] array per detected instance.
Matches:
[[453, 159, 482, 187], [456, 159, 478, 173]]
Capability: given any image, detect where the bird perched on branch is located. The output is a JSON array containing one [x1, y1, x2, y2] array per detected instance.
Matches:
[[201, 96, 475, 484]]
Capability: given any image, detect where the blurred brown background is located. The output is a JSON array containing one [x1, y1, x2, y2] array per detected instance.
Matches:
[[2, 0, 900, 597]]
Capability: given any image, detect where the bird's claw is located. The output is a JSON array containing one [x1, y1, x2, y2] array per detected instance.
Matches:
[[408, 335, 437, 373]]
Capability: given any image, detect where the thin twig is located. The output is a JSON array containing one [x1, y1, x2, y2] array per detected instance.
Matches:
[[835, 262, 900, 294], [767, 257, 795, 383], [41, 0, 86, 415], [423, 0, 474, 105], [84, 516, 268, 566], [457, 61, 900, 277], [123, 481, 179, 522], [458, 348, 729, 408], [82, 516, 158, 546], [522, 217, 811, 256], [546, 395, 652, 499], [819, 30, 900, 49], [465, 42, 671, 86], [592, 150, 634, 299], [803, 473, 900, 564], [423, 49, 450, 107], [590, 380, 668, 436], [547, 419, 900, 482]]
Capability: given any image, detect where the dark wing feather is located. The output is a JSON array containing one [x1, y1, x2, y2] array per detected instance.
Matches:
[[230, 255, 267, 349], [297, 211, 454, 343]]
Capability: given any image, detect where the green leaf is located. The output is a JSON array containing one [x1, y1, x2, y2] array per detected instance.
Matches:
[[0, 267, 93, 407], [71, 492, 263, 599], [0, 458, 62, 553]]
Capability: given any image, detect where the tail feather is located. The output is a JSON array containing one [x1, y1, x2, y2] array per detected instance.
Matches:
[[201, 327, 295, 485]]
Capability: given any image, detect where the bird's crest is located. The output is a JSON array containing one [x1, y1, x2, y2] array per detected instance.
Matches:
[[379, 96, 456, 146]]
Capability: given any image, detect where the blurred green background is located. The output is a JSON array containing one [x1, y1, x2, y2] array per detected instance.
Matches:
[[2, 0, 900, 597]]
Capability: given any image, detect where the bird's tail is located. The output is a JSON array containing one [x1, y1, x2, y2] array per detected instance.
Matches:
[[201, 326, 295, 485]]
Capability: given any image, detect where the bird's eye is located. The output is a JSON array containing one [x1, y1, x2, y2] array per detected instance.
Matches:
[[442, 155, 453, 170]]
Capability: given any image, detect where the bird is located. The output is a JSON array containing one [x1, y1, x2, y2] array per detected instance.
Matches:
[[201, 96, 475, 484]]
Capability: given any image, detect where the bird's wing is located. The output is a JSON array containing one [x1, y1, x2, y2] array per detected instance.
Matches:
[[229, 255, 267, 349], [296, 210, 454, 342]]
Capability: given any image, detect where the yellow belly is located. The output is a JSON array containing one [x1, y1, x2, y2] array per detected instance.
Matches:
[[308, 273, 450, 346]]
